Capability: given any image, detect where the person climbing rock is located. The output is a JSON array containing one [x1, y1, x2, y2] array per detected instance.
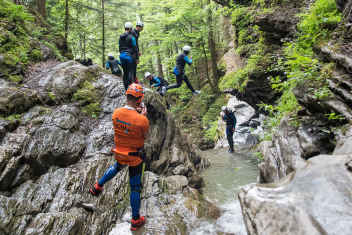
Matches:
[[105, 53, 122, 76], [165, 45, 201, 95], [89, 83, 149, 231], [221, 106, 236, 153], [132, 21, 144, 80], [144, 72, 169, 96], [119, 22, 139, 90]]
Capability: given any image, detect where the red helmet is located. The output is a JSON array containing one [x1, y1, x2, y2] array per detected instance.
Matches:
[[126, 83, 144, 101]]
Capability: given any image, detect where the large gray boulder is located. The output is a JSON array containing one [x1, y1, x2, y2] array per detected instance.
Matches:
[[258, 117, 335, 183], [334, 124, 352, 154], [216, 96, 260, 149], [0, 60, 209, 234], [239, 154, 352, 235]]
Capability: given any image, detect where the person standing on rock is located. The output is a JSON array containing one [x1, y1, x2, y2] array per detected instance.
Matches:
[[144, 72, 168, 96], [221, 106, 236, 153], [165, 45, 201, 95], [119, 22, 139, 90], [105, 53, 122, 76], [89, 83, 149, 231], [132, 21, 144, 81]]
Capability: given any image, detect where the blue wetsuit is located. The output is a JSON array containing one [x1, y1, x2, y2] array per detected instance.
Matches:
[[222, 111, 236, 152], [166, 53, 195, 92], [150, 76, 168, 96], [106, 58, 122, 76], [97, 162, 142, 220], [119, 32, 138, 90]]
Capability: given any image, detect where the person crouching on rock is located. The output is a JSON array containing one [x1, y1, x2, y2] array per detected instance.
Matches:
[[144, 72, 168, 96], [105, 53, 122, 76], [221, 106, 236, 153], [89, 83, 149, 231]]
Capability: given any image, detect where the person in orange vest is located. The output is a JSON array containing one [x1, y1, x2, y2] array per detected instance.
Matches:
[[89, 83, 149, 231]]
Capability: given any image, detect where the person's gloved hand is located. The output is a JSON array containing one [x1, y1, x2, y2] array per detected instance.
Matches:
[[136, 102, 147, 116]]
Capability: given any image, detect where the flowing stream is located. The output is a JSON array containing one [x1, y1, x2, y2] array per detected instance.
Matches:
[[109, 148, 258, 235], [191, 148, 258, 235]]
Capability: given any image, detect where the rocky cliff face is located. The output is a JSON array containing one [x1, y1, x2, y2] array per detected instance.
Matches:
[[237, 1, 352, 234], [0, 60, 211, 234]]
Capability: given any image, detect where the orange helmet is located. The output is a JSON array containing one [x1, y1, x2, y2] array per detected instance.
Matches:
[[126, 83, 144, 101]]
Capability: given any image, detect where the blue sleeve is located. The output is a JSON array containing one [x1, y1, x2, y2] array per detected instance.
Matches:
[[105, 62, 110, 69], [184, 56, 192, 65], [116, 60, 121, 65], [152, 77, 161, 87], [131, 37, 137, 47], [131, 36, 138, 59], [231, 113, 236, 128]]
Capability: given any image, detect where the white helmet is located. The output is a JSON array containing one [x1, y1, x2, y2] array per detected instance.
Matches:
[[221, 106, 227, 112], [136, 21, 144, 27], [124, 22, 133, 29], [183, 45, 191, 52], [108, 53, 114, 58], [144, 72, 151, 78]]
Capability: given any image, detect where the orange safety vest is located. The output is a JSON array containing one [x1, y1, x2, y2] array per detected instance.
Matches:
[[112, 106, 149, 166]]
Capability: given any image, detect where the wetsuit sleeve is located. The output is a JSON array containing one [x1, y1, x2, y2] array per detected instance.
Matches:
[[184, 56, 192, 65], [117, 59, 121, 65], [231, 112, 236, 129], [222, 113, 227, 122], [152, 77, 161, 87], [105, 61, 110, 69], [131, 36, 139, 60]]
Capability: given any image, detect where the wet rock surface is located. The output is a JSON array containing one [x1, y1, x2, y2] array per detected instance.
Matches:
[[258, 117, 335, 183], [216, 95, 263, 150], [0, 60, 210, 234], [239, 154, 352, 235]]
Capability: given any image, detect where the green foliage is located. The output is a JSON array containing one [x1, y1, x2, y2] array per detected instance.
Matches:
[[260, 0, 341, 132], [0, 0, 63, 83], [231, 7, 252, 29], [0, 113, 22, 122], [30, 49, 43, 62], [72, 81, 101, 118], [8, 75, 22, 83], [82, 102, 101, 118], [48, 92, 56, 101], [325, 112, 345, 121], [73, 81, 99, 104], [298, 0, 341, 45], [0, 0, 34, 22], [42, 41, 64, 61], [254, 151, 264, 161], [202, 95, 226, 127], [205, 119, 220, 140]]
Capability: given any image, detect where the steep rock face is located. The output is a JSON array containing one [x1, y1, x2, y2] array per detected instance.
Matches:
[[0, 60, 210, 234], [258, 117, 335, 183], [239, 154, 352, 235], [216, 96, 263, 150]]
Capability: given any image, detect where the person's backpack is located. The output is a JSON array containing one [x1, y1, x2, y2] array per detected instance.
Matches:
[[109, 60, 122, 76]]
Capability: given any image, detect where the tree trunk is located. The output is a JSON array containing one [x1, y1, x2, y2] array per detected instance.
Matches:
[[37, 0, 46, 18], [64, 0, 69, 53], [101, 0, 105, 67], [83, 33, 86, 60], [207, 0, 219, 92], [156, 42, 164, 78], [201, 38, 217, 93]]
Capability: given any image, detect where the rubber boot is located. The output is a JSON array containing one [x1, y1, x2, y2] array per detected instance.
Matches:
[[89, 182, 103, 196], [131, 216, 146, 231]]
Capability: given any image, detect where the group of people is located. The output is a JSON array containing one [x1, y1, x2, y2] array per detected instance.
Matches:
[[90, 21, 200, 232], [105, 21, 200, 95], [89, 21, 236, 232]]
